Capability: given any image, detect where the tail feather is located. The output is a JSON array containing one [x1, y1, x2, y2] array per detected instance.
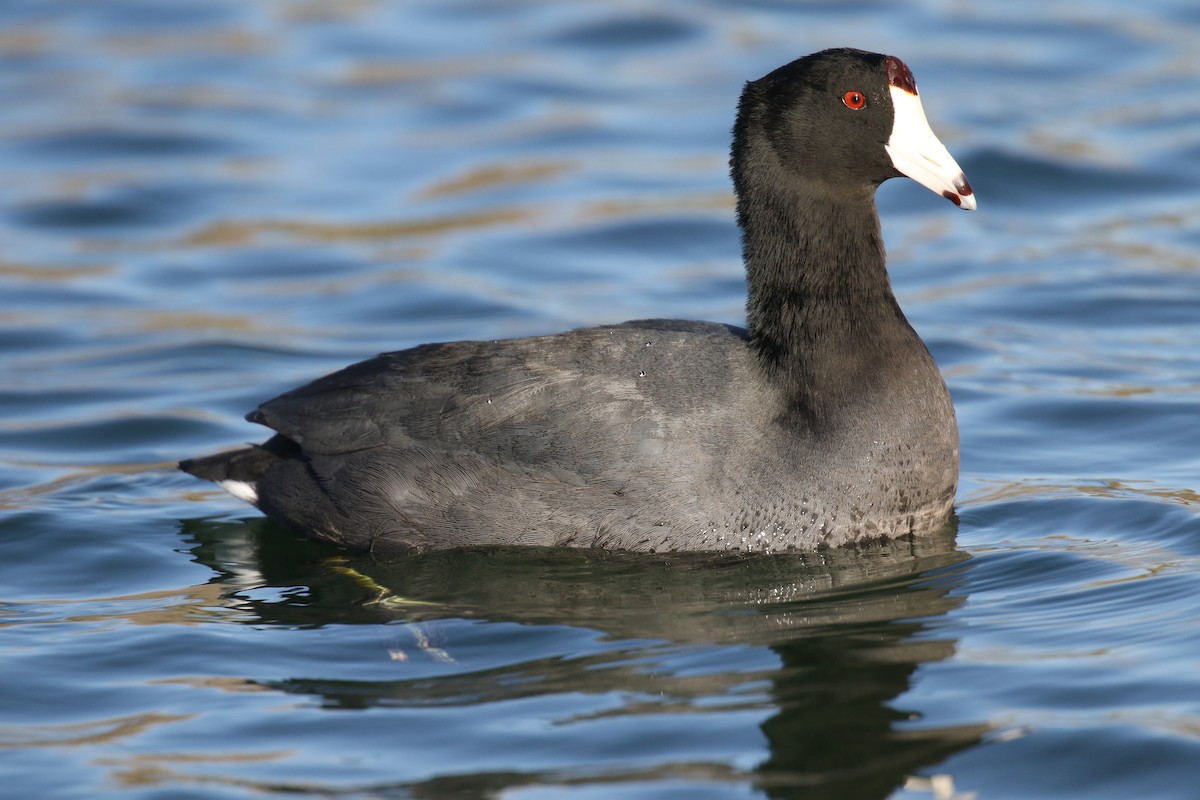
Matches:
[[179, 445, 274, 483], [180, 435, 301, 506]]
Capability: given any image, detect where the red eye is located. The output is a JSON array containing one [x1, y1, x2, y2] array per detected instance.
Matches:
[[842, 90, 866, 110]]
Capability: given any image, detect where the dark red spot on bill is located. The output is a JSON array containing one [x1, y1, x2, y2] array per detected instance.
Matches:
[[885, 56, 918, 95], [943, 175, 974, 207]]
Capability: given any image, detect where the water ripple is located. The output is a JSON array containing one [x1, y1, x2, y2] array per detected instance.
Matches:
[[3, 1, 1200, 798]]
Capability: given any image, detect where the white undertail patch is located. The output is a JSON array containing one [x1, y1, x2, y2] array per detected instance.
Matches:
[[218, 480, 259, 506]]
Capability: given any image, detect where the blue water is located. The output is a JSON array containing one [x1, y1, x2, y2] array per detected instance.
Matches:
[[2, 1, 1199, 798]]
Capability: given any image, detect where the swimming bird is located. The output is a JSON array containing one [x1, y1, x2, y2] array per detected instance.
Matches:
[[181, 48, 975, 555]]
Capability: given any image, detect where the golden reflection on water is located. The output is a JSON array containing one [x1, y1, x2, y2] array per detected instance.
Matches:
[[0, 712, 191, 748], [152, 675, 273, 693], [172, 189, 733, 253], [0, 260, 115, 283], [0, 462, 169, 511], [418, 161, 572, 199], [179, 207, 533, 248], [0, 30, 50, 58], [102, 30, 265, 57], [581, 191, 732, 220], [98, 750, 292, 791], [1, 580, 235, 627], [962, 478, 1200, 508]]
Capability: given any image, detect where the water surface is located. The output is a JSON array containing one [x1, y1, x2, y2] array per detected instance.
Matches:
[[2, 1, 1200, 798]]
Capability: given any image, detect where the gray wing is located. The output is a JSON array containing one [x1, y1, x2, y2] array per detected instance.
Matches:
[[246, 321, 759, 551]]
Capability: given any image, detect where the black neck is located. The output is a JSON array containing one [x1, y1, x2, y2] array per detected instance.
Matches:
[[734, 150, 928, 424]]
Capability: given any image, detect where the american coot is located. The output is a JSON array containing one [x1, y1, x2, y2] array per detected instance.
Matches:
[[182, 48, 975, 555]]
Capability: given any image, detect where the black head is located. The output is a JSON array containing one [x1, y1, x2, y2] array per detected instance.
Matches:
[[733, 48, 974, 208]]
